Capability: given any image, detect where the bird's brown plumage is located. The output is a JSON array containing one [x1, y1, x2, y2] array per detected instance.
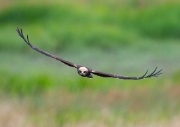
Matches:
[[16, 27, 162, 80]]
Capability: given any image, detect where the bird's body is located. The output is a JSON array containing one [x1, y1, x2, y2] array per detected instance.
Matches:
[[16, 27, 162, 80], [77, 66, 93, 78]]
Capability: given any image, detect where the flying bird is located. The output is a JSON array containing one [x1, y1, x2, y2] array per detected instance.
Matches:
[[16, 27, 162, 80]]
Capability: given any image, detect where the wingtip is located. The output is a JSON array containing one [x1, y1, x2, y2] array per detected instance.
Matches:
[[16, 27, 21, 31]]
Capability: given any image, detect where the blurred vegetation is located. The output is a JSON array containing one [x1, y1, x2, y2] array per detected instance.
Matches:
[[0, 1, 180, 51], [0, 0, 180, 126]]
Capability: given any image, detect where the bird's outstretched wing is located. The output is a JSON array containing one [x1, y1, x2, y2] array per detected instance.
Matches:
[[90, 67, 162, 80], [17, 27, 162, 80], [16, 27, 78, 68]]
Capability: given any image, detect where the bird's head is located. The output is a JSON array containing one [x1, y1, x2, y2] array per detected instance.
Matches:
[[77, 67, 93, 78], [78, 67, 88, 76]]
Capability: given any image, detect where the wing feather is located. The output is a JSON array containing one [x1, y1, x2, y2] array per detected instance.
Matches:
[[16, 27, 77, 68], [91, 67, 162, 80]]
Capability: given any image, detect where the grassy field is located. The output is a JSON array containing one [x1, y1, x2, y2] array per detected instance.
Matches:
[[0, 0, 180, 127]]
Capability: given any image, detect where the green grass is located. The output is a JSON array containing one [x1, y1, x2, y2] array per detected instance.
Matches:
[[0, 38, 180, 95], [1, 43, 179, 126], [1, 2, 180, 51], [0, 1, 180, 126]]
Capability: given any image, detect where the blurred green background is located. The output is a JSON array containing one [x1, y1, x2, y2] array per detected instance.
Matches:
[[0, 0, 180, 126]]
